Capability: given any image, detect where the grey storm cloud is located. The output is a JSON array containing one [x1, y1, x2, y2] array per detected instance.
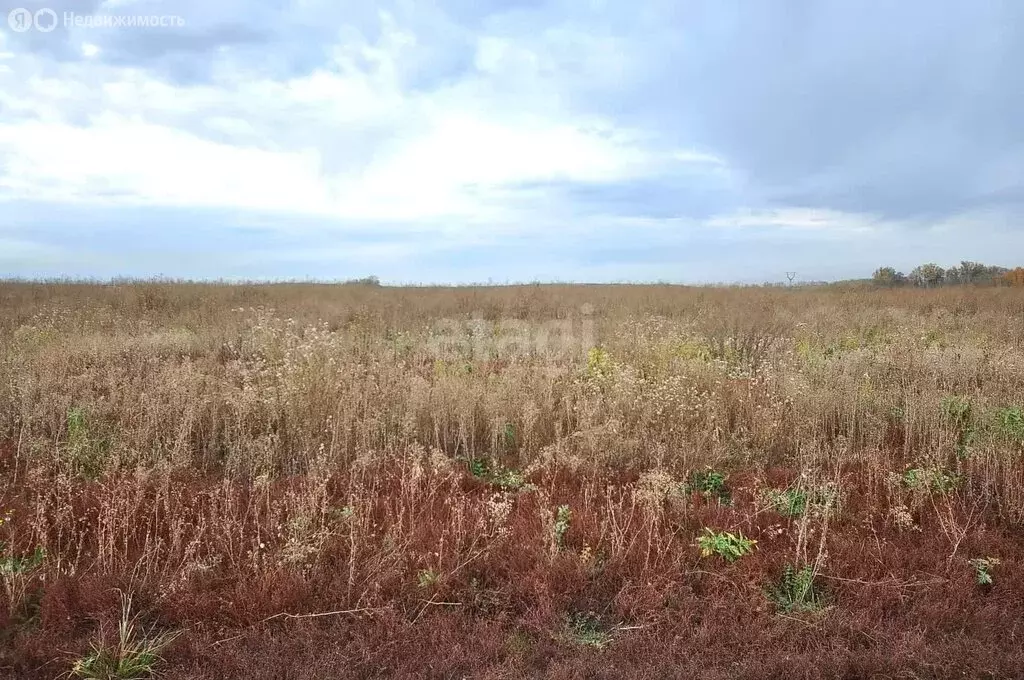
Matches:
[[567, 1, 1024, 220]]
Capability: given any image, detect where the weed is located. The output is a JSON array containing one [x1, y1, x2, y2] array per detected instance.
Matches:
[[489, 467, 530, 491], [467, 457, 489, 479], [585, 346, 613, 383], [417, 568, 440, 589], [941, 396, 973, 430], [69, 592, 179, 680], [684, 468, 731, 505], [466, 458, 531, 491], [0, 541, 47, 622], [765, 563, 827, 613], [763, 483, 839, 518], [942, 396, 978, 458], [64, 407, 111, 479], [992, 407, 1024, 442], [7, 280, 1024, 675], [0, 544, 45, 575], [968, 557, 1000, 586], [902, 465, 961, 494], [563, 611, 612, 649], [505, 630, 534, 656], [696, 528, 756, 562], [502, 422, 517, 449], [763, 488, 808, 517], [672, 338, 713, 362], [328, 506, 355, 522], [554, 505, 572, 550]]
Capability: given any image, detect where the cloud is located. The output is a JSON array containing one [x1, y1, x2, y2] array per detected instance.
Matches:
[[0, 0, 1022, 282]]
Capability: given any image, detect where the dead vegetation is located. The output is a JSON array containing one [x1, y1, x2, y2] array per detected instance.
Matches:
[[2, 281, 1024, 678]]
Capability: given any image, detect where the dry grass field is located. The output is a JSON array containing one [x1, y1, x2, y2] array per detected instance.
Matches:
[[2, 281, 1024, 678]]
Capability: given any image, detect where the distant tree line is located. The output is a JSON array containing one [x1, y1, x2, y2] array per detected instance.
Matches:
[[872, 261, 1024, 287], [341, 276, 382, 286]]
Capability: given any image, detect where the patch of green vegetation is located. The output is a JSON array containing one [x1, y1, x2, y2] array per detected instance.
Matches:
[[992, 406, 1024, 442], [684, 468, 731, 505], [64, 407, 113, 479], [70, 593, 179, 680], [328, 505, 354, 522], [941, 396, 973, 429], [763, 483, 838, 518], [902, 465, 961, 494], [501, 422, 517, 449], [563, 611, 613, 649], [505, 630, 534, 657], [672, 338, 713, 362], [823, 335, 861, 359], [553, 505, 572, 550], [763, 488, 808, 517], [696, 528, 756, 563], [796, 335, 866, 365], [765, 563, 827, 613], [465, 457, 531, 491], [417, 568, 440, 589], [585, 346, 613, 383], [0, 545, 45, 575], [920, 329, 946, 349], [968, 557, 1000, 586], [941, 396, 978, 459]]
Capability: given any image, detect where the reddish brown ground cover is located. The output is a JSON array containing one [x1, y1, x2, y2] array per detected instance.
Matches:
[[2, 457, 1023, 679]]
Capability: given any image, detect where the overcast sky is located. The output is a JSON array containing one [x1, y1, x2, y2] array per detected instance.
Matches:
[[1, 0, 1022, 283]]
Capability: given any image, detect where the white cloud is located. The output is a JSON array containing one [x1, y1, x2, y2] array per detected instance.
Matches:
[[0, 116, 332, 212], [0, 34, 718, 227]]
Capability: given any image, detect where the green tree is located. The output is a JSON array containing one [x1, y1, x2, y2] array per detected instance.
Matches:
[[950, 259, 999, 282], [909, 263, 945, 288], [872, 266, 905, 287]]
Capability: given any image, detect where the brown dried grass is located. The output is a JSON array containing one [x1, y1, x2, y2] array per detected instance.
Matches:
[[2, 281, 1024, 678]]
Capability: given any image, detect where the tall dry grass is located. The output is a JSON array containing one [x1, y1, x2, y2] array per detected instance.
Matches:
[[1, 281, 1024, 677]]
